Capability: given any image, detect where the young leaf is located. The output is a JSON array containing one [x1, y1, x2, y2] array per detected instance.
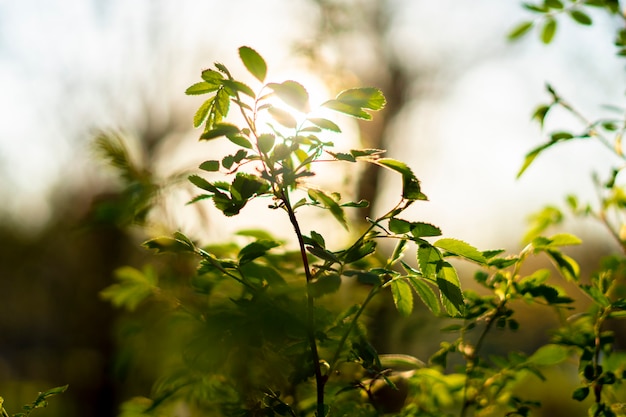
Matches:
[[434, 238, 487, 264], [194, 98, 214, 128], [391, 278, 414, 317], [239, 46, 267, 82], [334, 88, 386, 110], [268, 80, 310, 113], [186, 81, 218, 95]]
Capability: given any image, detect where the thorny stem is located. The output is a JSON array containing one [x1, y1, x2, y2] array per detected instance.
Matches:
[[280, 188, 326, 417]]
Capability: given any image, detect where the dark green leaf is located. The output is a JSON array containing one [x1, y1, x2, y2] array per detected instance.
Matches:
[[201, 123, 240, 140], [569, 9, 592, 25], [199, 160, 220, 172], [343, 270, 382, 285], [238, 239, 281, 264], [268, 80, 310, 113], [418, 244, 443, 279], [437, 264, 465, 316], [532, 104, 551, 128], [231, 173, 269, 200], [545, 0, 563, 9], [541, 18, 557, 44], [343, 240, 377, 263], [311, 273, 342, 297], [572, 386, 590, 401], [239, 46, 267, 82], [307, 245, 341, 263], [391, 278, 414, 316]]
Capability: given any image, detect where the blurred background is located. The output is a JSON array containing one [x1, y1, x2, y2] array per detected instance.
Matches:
[[0, 1, 624, 416]]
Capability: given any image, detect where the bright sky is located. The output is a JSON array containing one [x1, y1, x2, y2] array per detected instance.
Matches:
[[0, 0, 623, 249]]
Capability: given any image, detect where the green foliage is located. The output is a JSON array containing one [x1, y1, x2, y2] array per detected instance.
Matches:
[[98, 7, 626, 415], [0, 386, 67, 417]]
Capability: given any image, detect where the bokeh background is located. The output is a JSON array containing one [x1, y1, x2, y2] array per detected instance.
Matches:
[[0, 1, 624, 416]]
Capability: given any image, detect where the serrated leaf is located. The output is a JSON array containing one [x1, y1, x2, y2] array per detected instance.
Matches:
[[526, 344, 570, 366], [569, 9, 592, 25], [221, 79, 255, 98], [201, 69, 224, 84], [238, 239, 280, 264], [201, 123, 240, 140], [189, 174, 217, 193], [434, 238, 487, 264], [437, 263, 465, 316], [411, 222, 442, 238], [322, 100, 372, 120], [239, 46, 267, 82], [418, 244, 443, 279], [227, 135, 253, 149], [308, 117, 341, 132], [389, 218, 412, 234], [508, 21, 534, 40], [308, 189, 348, 229], [391, 278, 414, 316], [231, 173, 269, 200], [267, 106, 298, 128], [376, 158, 425, 200], [194, 98, 214, 128], [268, 80, 310, 113], [199, 160, 220, 172], [541, 18, 557, 44], [327, 151, 356, 162], [186, 81, 218, 95], [408, 276, 440, 315], [335, 88, 386, 110]]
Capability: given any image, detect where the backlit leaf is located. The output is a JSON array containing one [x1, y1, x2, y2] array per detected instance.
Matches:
[[257, 133, 275, 154], [186, 81, 218, 95], [322, 100, 371, 120], [508, 21, 534, 40], [527, 344, 570, 366], [268, 80, 310, 113], [268, 107, 298, 128], [408, 276, 440, 315], [434, 238, 487, 264], [308, 117, 341, 132], [418, 244, 443, 279], [308, 189, 348, 229], [437, 264, 465, 316], [335, 88, 386, 110], [391, 278, 414, 316], [411, 222, 442, 238], [541, 18, 557, 44], [201, 123, 240, 140], [239, 46, 267, 82], [238, 239, 281, 264], [194, 98, 214, 127]]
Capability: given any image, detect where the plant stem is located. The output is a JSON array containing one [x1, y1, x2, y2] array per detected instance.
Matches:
[[280, 188, 326, 417]]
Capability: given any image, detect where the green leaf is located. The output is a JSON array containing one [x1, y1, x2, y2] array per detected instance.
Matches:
[[199, 160, 220, 172], [437, 264, 465, 316], [408, 276, 441, 315], [327, 151, 356, 162], [268, 80, 310, 113], [546, 249, 580, 282], [201, 69, 224, 85], [194, 98, 214, 128], [308, 117, 341, 132], [186, 81, 218, 95], [343, 240, 377, 263], [434, 238, 487, 264], [220, 79, 255, 98], [189, 174, 218, 193], [572, 386, 590, 401], [257, 133, 275, 154], [231, 173, 269, 200], [267, 107, 298, 128], [334, 88, 386, 110], [389, 218, 412, 234], [526, 344, 570, 366], [238, 239, 281, 264], [517, 141, 556, 178], [227, 135, 253, 149], [143, 236, 196, 254], [311, 273, 342, 297], [569, 9, 592, 25], [100, 266, 158, 311], [308, 189, 348, 229], [376, 158, 425, 200], [508, 21, 534, 40], [201, 123, 240, 140], [541, 18, 557, 44], [391, 278, 414, 316], [239, 46, 267, 82], [545, 0, 563, 9], [411, 222, 442, 238], [418, 244, 443, 279], [322, 100, 372, 120]]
